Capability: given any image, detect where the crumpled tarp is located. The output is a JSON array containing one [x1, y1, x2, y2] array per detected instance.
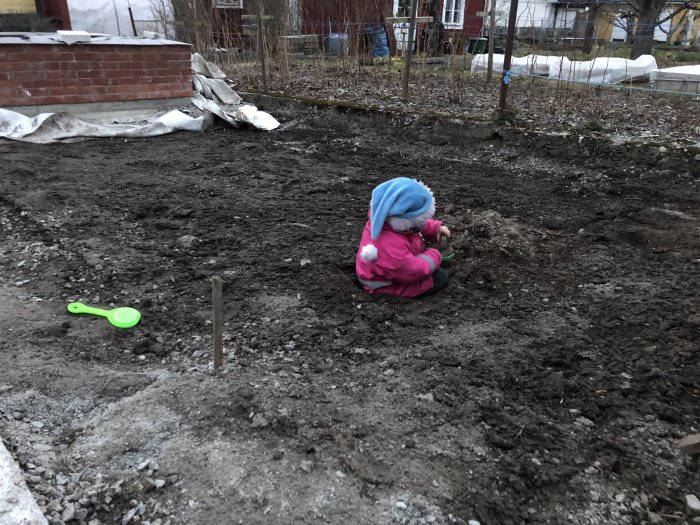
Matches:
[[0, 108, 203, 143], [470, 53, 658, 85], [0, 53, 279, 143]]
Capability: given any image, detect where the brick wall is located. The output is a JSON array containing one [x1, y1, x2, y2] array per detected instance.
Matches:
[[0, 43, 193, 108]]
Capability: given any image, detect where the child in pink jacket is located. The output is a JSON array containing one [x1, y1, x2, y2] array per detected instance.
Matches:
[[356, 177, 451, 298]]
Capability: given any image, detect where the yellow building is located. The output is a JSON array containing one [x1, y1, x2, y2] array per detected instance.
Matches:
[[0, 0, 37, 13]]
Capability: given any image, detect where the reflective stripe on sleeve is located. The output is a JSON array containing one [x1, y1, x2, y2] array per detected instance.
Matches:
[[358, 278, 393, 289], [417, 253, 437, 272]]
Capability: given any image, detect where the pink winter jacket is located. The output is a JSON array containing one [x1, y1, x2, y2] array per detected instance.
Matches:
[[356, 214, 443, 298]]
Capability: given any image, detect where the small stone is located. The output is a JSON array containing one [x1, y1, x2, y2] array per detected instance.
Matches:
[[687, 494, 700, 513], [62, 502, 75, 521], [531, 458, 541, 466], [31, 421, 44, 429], [56, 474, 70, 486], [417, 393, 434, 402], [75, 508, 89, 521], [647, 512, 662, 524], [178, 235, 198, 248], [251, 414, 269, 428], [300, 258, 312, 267], [335, 470, 346, 478], [395, 501, 407, 510], [658, 146, 667, 153], [575, 416, 595, 427], [154, 479, 166, 489], [299, 461, 314, 473], [468, 520, 481, 525], [122, 507, 138, 525], [137, 459, 151, 471]]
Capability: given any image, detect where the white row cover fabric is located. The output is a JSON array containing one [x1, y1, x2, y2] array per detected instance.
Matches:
[[471, 53, 658, 85]]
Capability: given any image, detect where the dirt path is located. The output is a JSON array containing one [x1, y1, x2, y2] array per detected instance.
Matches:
[[1, 107, 698, 525]]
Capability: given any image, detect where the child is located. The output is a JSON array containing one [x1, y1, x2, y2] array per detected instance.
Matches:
[[356, 177, 451, 298]]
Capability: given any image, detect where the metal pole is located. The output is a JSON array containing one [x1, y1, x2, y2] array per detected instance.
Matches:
[[487, 0, 496, 81], [128, 6, 138, 37], [498, 0, 519, 109], [402, 0, 419, 101]]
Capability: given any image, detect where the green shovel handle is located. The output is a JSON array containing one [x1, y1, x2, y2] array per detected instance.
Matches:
[[67, 302, 110, 317]]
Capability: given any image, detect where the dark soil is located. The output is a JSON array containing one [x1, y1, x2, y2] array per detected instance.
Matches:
[[1, 105, 699, 525]]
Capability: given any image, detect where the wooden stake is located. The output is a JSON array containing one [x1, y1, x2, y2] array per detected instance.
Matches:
[[257, 5, 268, 93], [487, 0, 496, 81], [401, 0, 419, 102], [211, 276, 223, 369]]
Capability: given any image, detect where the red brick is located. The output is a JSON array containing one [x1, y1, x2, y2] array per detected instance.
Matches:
[[7, 70, 48, 81], [99, 52, 131, 62], [60, 61, 87, 71], [29, 95, 67, 105], [46, 70, 78, 81]]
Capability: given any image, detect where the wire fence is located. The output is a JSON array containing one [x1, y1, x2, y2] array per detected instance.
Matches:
[[133, 13, 700, 99]]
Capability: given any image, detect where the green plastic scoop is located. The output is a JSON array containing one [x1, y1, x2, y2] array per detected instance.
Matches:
[[67, 302, 141, 329], [439, 235, 456, 263]]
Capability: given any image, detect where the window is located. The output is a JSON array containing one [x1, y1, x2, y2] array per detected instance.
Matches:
[[214, 0, 243, 8], [442, 0, 464, 28]]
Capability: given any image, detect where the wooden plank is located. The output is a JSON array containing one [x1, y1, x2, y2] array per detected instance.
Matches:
[[211, 276, 223, 369], [385, 16, 433, 23], [678, 434, 700, 455]]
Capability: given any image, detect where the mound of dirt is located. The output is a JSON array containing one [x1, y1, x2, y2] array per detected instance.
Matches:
[[446, 210, 543, 259]]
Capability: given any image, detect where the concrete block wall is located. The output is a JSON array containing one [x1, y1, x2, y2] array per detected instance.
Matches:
[[0, 39, 193, 108]]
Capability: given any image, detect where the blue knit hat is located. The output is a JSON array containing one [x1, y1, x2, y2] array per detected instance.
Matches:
[[370, 177, 435, 239]]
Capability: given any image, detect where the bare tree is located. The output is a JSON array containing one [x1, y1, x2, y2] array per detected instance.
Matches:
[[620, 0, 699, 58]]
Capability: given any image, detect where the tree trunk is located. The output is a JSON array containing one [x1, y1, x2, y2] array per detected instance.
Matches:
[[581, 6, 599, 54], [629, 0, 664, 59]]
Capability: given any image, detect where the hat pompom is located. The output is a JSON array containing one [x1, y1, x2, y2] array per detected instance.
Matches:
[[360, 244, 378, 262]]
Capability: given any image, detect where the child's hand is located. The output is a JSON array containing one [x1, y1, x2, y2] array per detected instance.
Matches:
[[440, 226, 451, 239]]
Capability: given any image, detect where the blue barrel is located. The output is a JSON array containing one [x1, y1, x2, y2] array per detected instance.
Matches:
[[367, 26, 390, 58]]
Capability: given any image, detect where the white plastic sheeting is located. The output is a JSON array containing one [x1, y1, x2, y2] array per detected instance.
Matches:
[[0, 108, 204, 143], [471, 53, 658, 85], [0, 52, 280, 142], [190, 53, 280, 132], [0, 440, 48, 525], [470, 53, 562, 77], [67, 0, 171, 37], [554, 55, 657, 84]]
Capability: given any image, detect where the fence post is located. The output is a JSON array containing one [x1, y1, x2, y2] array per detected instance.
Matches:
[[487, 0, 496, 81], [402, 0, 419, 102], [498, 0, 519, 109], [257, 5, 268, 93]]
